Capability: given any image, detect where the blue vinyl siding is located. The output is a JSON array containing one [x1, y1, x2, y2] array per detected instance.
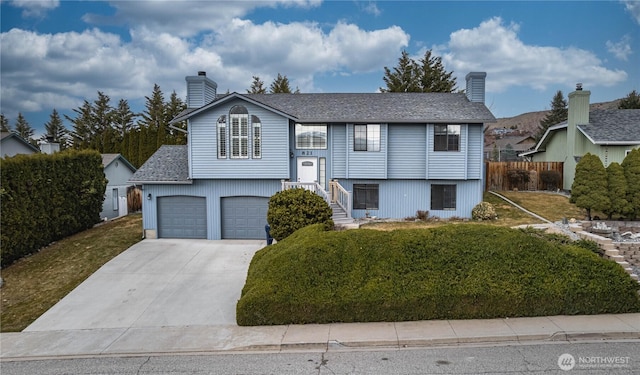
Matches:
[[142, 179, 281, 240], [190, 99, 289, 179], [467, 124, 484, 179], [346, 124, 387, 179], [388, 124, 427, 179], [331, 124, 347, 178], [337, 179, 483, 219], [427, 124, 468, 179]]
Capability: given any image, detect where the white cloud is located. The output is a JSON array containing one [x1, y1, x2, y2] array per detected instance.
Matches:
[[440, 17, 627, 92], [623, 0, 640, 24], [82, 0, 322, 37], [362, 2, 381, 16], [0, 9, 408, 119], [10, 0, 59, 18], [606, 35, 632, 61]]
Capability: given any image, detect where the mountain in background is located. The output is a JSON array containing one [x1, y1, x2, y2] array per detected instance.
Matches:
[[488, 99, 622, 137]]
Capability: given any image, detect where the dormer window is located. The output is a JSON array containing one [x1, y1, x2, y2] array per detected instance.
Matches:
[[230, 105, 249, 159]]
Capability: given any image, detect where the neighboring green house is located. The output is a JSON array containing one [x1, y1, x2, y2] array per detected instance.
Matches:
[[521, 85, 640, 190]]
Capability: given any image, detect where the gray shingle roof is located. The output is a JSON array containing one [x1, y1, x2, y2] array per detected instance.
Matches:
[[174, 92, 496, 124], [102, 153, 137, 172], [577, 109, 640, 144], [129, 145, 190, 184]]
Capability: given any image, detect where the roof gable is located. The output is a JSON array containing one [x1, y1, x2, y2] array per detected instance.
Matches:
[[1, 131, 40, 154], [102, 153, 137, 172]]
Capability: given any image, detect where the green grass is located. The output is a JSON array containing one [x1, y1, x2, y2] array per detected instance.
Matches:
[[1, 214, 143, 332], [237, 224, 640, 326]]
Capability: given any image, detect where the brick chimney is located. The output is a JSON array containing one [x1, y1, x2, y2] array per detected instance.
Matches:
[[465, 72, 486, 104], [186, 71, 218, 108]]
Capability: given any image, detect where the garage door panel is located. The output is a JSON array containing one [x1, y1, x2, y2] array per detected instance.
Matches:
[[158, 196, 207, 239], [221, 196, 269, 239]]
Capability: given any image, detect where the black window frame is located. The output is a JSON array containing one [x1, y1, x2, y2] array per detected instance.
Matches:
[[353, 184, 379, 210], [434, 124, 460, 152], [353, 124, 380, 152], [431, 184, 456, 210]]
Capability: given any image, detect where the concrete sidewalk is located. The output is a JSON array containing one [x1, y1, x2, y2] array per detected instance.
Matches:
[[2, 313, 639, 359]]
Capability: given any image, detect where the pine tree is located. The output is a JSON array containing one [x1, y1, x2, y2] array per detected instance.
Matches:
[[604, 162, 629, 219], [536, 91, 567, 141], [66, 100, 94, 149], [91, 91, 114, 152], [269, 73, 293, 93], [381, 49, 456, 93], [380, 50, 419, 93], [618, 89, 640, 109], [139, 84, 166, 151], [14, 113, 35, 144], [570, 153, 610, 220], [1, 113, 10, 132], [621, 148, 640, 219], [417, 49, 457, 93], [42, 109, 69, 149], [247, 76, 267, 94], [165, 91, 187, 145]]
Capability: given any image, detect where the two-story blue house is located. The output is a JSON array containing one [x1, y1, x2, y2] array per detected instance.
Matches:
[[130, 71, 495, 240]]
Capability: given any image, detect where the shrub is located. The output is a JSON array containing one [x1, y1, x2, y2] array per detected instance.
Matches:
[[266, 188, 334, 241], [416, 210, 429, 221], [540, 170, 561, 190], [237, 224, 640, 325], [1, 150, 107, 267], [571, 153, 610, 220], [507, 169, 530, 190], [471, 202, 497, 221]]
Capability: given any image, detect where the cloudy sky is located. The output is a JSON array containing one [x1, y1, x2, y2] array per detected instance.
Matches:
[[1, 0, 639, 136]]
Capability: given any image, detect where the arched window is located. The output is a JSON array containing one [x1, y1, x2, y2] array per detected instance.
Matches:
[[229, 106, 249, 158], [217, 115, 227, 158], [252, 115, 261, 159]]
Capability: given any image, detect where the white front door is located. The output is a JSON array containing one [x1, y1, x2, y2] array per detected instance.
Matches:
[[297, 157, 318, 183]]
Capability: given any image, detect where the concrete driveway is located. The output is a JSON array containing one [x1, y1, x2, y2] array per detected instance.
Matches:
[[24, 239, 265, 332]]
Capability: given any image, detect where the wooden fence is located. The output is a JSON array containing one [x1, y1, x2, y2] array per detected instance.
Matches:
[[485, 161, 564, 191]]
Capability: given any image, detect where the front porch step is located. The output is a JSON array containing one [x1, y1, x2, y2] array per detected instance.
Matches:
[[330, 203, 355, 226]]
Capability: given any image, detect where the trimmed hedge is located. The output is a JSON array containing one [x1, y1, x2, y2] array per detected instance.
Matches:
[[1, 150, 107, 267], [237, 224, 640, 325]]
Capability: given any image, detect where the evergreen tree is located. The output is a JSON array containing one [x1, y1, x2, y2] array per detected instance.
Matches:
[[269, 73, 293, 93], [618, 89, 640, 109], [381, 49, 456, 93], [42, 109, 69, 149], [570, 153, 610, 220], [1, 114, 10, 132], [491, 144, 499, 161], [604, 162, 629, 219], [417, 49, 457, 93], [113, 99, 137, 139], [66, 100, 94, 149], [138, 84, 166, 151], [247, 76, 267, 94], [165, 91, 187, 145], [14, 113, 35, 144], [621, 148, 640, 219], [380, 50, 419, 93], [91, 91, 114, 152], [536, 91, 567, 141]]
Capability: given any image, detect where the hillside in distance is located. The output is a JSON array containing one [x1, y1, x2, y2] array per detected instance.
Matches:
[[489, 99, 621, 136]]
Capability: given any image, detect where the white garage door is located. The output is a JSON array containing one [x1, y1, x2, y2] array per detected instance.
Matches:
[[157, 196, 207, 239], [221, 196, 269, 239]]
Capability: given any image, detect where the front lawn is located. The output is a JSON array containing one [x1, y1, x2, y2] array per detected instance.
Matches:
[[237, 224, 640, 326], [1, 214, 143, 332]]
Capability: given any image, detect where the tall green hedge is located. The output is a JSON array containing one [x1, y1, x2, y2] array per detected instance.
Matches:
[[1, 150, 107, 267]]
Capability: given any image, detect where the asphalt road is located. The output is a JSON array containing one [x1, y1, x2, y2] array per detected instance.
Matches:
[[2, 341, 638, 374]]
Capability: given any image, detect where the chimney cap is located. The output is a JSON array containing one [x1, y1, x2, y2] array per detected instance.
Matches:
[[198, 71, 206, 76], [576, 83, 583, 91]]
